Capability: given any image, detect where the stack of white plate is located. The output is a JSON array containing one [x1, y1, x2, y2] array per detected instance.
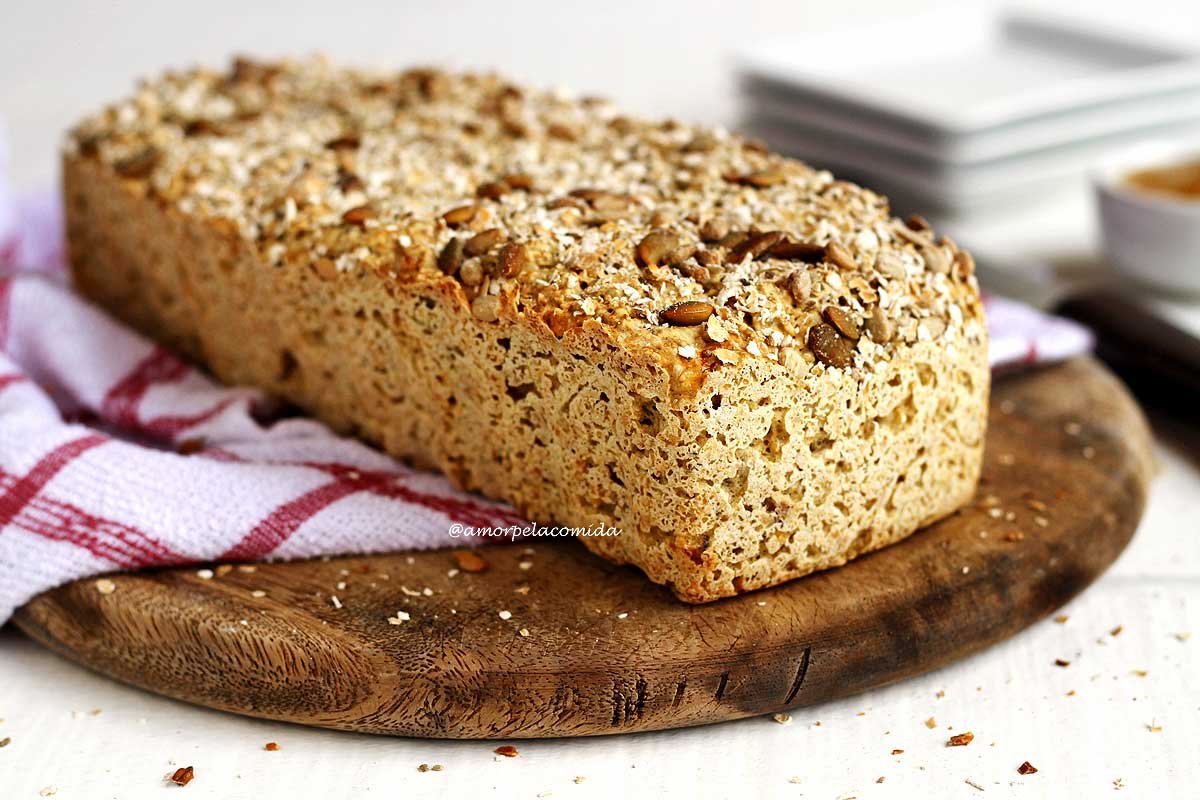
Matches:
[[737, 9, 1200, 214]]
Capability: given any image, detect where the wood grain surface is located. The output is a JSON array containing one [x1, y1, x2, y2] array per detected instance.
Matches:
[[13, 357, 1154, 739]]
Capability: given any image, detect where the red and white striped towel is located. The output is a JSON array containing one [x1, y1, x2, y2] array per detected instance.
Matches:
[[0, 170, 1091, 623]]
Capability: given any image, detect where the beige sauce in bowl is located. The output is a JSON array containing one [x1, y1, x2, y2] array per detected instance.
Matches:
[[1124, 159, 1200, 201]]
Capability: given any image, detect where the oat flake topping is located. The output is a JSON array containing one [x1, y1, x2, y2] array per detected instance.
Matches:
[[67, 56, 984, 373]]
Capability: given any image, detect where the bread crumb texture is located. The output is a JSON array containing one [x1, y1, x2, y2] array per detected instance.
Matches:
[[63, 57, 989, 602]]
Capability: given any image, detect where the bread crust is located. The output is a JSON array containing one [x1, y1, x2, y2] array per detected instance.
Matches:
[[63, 60, 988, 602]]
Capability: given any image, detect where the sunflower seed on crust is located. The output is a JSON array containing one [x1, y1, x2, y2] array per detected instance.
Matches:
[[442, 204, 479, 227], [726, 167, 787, 187], [866, 305, 894, 342], [496, 242, 528, 277], [807, 323, 855, 368], [922, 244, 951, 274], [661, 300, 714, 326], [824, 241, 857, 272], [341, 204, 376, 227], [787, 269, 812, 303], [465, 228, 507, 256], [874, 251, 907, 279], [823, 306, 861, 340], [636, 230, 681, 268], [699, 218, 730, 243], [438, 237, 465, 275], [729, 231, 784, 263], [113, 147, 161, 179], [770, 239, 826, 263]]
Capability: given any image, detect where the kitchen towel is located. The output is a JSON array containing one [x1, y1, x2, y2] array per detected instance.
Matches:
[[0, 177, 1092, 622]]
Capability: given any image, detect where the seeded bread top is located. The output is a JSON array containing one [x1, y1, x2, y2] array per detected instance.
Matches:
[[66, 56, 985, 378]]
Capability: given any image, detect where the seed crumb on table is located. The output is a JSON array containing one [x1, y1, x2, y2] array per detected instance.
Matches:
[[169, 766, 195, 786]]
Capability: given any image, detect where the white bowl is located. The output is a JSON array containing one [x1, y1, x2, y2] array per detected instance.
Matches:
[[1094, 140, 1200, 295]]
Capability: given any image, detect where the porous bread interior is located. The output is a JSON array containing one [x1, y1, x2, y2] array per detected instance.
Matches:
[[65, 155, 988, 602]]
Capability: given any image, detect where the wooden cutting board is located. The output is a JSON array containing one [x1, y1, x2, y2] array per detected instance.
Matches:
[[13, 357, 1153, 739]]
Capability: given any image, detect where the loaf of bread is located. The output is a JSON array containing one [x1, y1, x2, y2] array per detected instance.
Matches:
[[63, 58, 989, 602]]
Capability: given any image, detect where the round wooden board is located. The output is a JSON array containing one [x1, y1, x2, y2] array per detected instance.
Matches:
[[14, 357, 1153, 739]]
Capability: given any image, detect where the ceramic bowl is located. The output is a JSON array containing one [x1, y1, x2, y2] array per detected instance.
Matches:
[[1094, 140, 1200, 295]]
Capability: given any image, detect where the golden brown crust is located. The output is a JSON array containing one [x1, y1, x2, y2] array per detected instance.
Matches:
[[64, 58, 989, 602]]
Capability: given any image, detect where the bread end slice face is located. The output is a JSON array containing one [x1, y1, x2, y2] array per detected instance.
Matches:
[[574, 328, 988, 603]]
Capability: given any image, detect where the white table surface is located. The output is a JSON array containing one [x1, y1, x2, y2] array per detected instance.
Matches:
[[1, 1, 1198, 797]]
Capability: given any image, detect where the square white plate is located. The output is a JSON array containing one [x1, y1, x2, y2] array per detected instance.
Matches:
[[741, 76, 1200, 163], [737, 8, 1200, 138], [749, 115, 1200, 212]]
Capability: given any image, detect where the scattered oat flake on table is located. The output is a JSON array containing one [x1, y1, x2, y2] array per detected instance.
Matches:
[[494, 745, 519, 757], [1054, 658, 1070, 667], [891, 749, 904, 755], [1053, 615, 1069, 624], [573, 776, 585, 784], [0, 736, 10, 747], [1110, 625, 1123, 636], [264, 742, 279, 751], [169, 766, 195, 786], [418, 763, 430, 772], [947, 732, 975, 747], [1018, 761, 1038, 775], [1131, 669, 1148, 677], [453, 550, 489, 573], [1113, 778, 1125, 790], [39, 787, 57, 797], [1174, 632, 1191, 642], [925, 717, 937, 729], [772, 712, 792, 725], [431, 764, 443, 771]]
